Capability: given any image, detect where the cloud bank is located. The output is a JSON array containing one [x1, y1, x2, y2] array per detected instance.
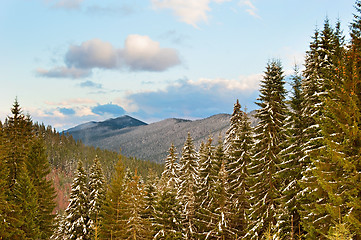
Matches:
[[122, 75, 261, 120], [37, 35, 181, 78]]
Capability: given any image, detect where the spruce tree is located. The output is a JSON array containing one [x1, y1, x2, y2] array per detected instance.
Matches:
[[160, 143, 179, 189], [278, 66, 306, 239], [88, 156, 106, 239], [178, 133, 199, 239], [26, 137, 56, 239], [11, 166, 41, 239], [246, 60, 288, 238], [100, 157, 127, 239], [122, 171, 152, 239], [225, 100, 253, 237], [154, 147, 183, 239], [64, 160, 91, 240], [300, 19, 343, 238]]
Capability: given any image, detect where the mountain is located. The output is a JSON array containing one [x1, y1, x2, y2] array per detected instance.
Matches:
[[66, 112, 258, 163]]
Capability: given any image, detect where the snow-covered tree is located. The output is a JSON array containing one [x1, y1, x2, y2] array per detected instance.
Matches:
[[278, 66, 305, 239], [299, 19, 343, 238], [88, 156, 106, 239], [160, 143, 179, 190], [246, 60, 288, 239], [153, 146, 183, 239], [64, 160, 91, 240], [178, 133, 199, 239], [225, 100, 253, 237]]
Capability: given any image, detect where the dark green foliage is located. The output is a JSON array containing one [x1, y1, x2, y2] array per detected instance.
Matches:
[[11, 166, 41, 239], [178, 133, 199, 239], [247, 60, 288, 238], [26, 137, 56, 239], [278, 66, 306, 239], [100, 158, 127, 239], [64, 160, 91, 240], [225, 100, 253, 237], [88, 156, 106, 238]]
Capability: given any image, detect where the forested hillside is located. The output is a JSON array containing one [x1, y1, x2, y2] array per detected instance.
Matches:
[[1, 0, 361, 239]]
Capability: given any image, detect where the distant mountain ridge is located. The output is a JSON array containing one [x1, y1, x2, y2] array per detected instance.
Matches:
[[65, 112, 257, 163]]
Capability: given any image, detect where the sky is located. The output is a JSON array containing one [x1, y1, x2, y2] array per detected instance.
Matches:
[[0, 0, 356, 130]]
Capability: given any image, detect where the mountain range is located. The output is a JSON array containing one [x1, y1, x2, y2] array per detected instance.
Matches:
[[65, 112, 258, 163]]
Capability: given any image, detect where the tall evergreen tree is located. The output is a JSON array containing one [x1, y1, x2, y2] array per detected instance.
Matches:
[[318, 41, 361, 238], [178, 133, 199, 239], [246, 60, 288, 238], [100, 157, 127, 240], [154, 147, 183, 239], [225, 100, 253, 237], [11, 166, 41, 239], [64, 160, 91, 240], [88, 156, 106, 239], [300, 19, 343, 238], [26, 137, 56, 239], [3, 99, 33, 190], [160, 143, 179, 190], [122, 171, 152, 239], [278, 66, 306, 239]]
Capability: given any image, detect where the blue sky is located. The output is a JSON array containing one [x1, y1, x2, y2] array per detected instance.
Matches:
[[0, 0, 356, 130]]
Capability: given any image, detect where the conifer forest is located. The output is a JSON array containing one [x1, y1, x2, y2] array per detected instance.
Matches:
[[2, 1, 361, 239]]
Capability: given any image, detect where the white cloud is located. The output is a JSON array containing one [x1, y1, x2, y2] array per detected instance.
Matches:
[[51, 0, 84, 9], [36, 66, 91, 79], [121, 34, 181, 71], [189, 74, 262, 91], [38, 35, 181, 78], [45, 98, 97, 106], [152, 0, 210, 27], [66, 39, 118, 69], [239, 0, 260, 18], [151, 0, 232, 27]]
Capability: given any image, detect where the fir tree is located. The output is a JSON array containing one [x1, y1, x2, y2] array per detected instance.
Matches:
[[100, 157, 127, 239], [11, 166, 41, 239], [154, 147, 183, 239], [153, 186, 182, 239], [178, 133, 199, 239], [278, 66, 305, 239], [160, 143, 179, 189], [246, 60, 288, 238], [143, 168, 158, 236], [26, 137, 56, 239], [3, 99, 33, 190], [225, 100, 253, 237], [88, 156, 106, 239], [300, 19, 344, 238], [122, 171, 152, 239], [64, 160, 91, 240]]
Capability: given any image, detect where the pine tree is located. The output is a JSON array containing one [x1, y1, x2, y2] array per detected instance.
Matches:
[[154, 147, 183, 239], [160, 143, 180, 190], [88, 156, 106, 239], [153, 186, 182, 239], [300, 19, 344, 238], [3, 99, 33, 190], [26, 136, 56, 239], [204, 142, 235, 239], [194, 137, 216, 238], [143, 168, 158, 236], [11, 166, 41, 239], [64, 160, 91, 240], [100, 157, 127, 239], [122, 171, 152, 239], [278, 66, 306, 239], [246, 60, 288, 238], [225, 100, 253, 237], [178, 133, 199, 239]]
